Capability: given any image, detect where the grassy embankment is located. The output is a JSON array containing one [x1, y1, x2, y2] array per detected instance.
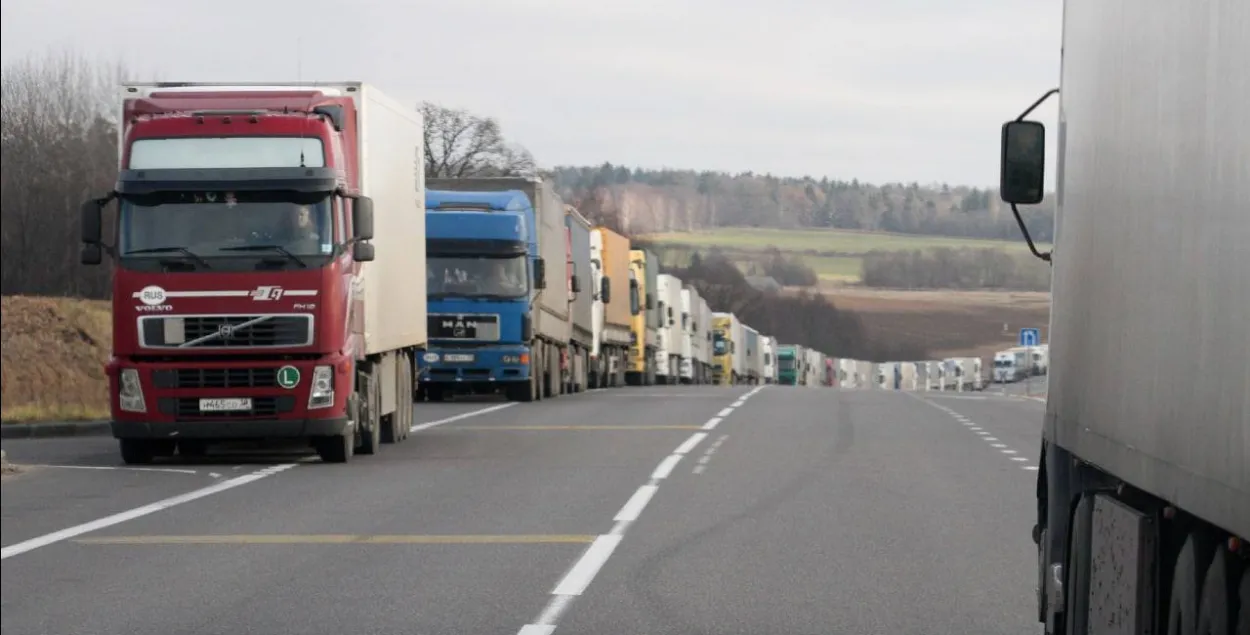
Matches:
[[1, 296, 111, 423]]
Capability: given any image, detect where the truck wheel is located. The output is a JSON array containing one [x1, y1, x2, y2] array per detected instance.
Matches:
[[381, 354, 405, 444], [119, 439, 156, 465], [1168, 533, 1213, 635], [315, 433, 353, 463], [178, 441, 208, 457], [1195, 544, 1235, 635], [1064, 494, 1093, 635], [1236, 568, 1249, 635], [356, 392, 379, 456]]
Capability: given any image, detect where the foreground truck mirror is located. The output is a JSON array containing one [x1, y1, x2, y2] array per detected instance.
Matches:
[[999, 120, 1047, 205], [646, 294, 654, 310], [80, 199, 104, 265], [80, 244, 103, 266], [571, 274, 581, 294], [352, 241, 375, 262], [600, 277, 612, 303], [352, 196, 375, 240], [80, 199, 103, 244], [533, 258, 547, 289]]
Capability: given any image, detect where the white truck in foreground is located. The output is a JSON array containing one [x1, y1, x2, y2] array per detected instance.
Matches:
[[1001, 2, 1248, 631]]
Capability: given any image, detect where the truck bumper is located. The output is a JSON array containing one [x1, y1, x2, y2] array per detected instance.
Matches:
[[112, 416, 350, 440], [416, 345, 531, 384]]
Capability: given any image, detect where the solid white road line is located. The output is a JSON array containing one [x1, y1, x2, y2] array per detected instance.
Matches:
[[651, 455, 682, 480], [551, 535, 624, 596], [1, 464, 297, 560], [673, 432, 708, 456], [517, 391, 752, 634], [410, 402, 518, 432], [614, 486, 659, 522]]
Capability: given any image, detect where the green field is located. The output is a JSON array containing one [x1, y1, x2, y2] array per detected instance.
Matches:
[[641, 227, 1051, 282]]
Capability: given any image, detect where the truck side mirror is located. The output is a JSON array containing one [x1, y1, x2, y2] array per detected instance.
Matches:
[[601, 277, 612, 303], [571, 274, 581, 294], [628, 279, 640, 316], [534, 258, 547, 289], [646, 294, 654, 310], [999, 120, 1046, 205], [80, 199, 103, 244], [353, 241, 375, 262], [352, 196, 375, 240], [80, 199, 105, 266], [81, 244, 103, 266]]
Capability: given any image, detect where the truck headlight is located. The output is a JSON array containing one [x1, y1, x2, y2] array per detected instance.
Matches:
[[308, 365, 334, 409], [118, 368, 146, 413]]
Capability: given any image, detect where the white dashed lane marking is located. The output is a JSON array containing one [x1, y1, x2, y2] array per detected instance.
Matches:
[[906, 393, 1038, 473], [517, 385, 765, 634]]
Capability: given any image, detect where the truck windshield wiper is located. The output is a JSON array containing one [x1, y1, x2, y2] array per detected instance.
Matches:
[[219, 244, 307, 268], [124, 246, 212, 269]]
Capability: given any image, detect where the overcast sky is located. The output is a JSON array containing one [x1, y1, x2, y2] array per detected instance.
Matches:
[[1, 0, 1062, 187]]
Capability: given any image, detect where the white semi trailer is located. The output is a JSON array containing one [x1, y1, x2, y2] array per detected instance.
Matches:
[[1001, 2, 1249, 631]]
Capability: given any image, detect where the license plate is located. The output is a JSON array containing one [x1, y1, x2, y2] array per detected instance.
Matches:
[[443, 353, 474, 363], [199, 398, 252, 412]]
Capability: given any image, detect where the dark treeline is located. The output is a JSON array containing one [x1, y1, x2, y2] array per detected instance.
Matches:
[[550, 163, 1056, 242], [861, 248, 1050, 291]]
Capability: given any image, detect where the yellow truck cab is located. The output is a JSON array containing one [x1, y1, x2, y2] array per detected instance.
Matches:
[[711, 313, 738, 385]]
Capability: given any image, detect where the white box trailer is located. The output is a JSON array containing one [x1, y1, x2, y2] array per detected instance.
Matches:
[[805, 349, 824, 387], [696, 295, 712, 381], [678, 286, 698, 383], [1004, 3, 1249, 630], [655, 273, 683, 384], [761, 336, 778, 384]]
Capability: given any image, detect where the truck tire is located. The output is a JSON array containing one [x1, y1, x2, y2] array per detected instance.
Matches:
[[315, 432, 353, 464], [1236, 568, 1249, 635], [119, 439, 156, 465], [356, 390, 380, 456], [381, 353, 408, 444], [1168, 533, 1213, 635], [1064, 494, 1093, 635], [178, 440, 208, 457], [1196, 544, 1236, 635]]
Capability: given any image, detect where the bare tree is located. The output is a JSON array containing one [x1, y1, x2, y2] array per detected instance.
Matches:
[[420, 102, 536, 178], [1, 49, 125, 299]]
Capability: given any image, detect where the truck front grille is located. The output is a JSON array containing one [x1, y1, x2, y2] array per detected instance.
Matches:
[[428, 313, 500, 341], [140, 314, 313, 349], [152, 368, 278, 389]]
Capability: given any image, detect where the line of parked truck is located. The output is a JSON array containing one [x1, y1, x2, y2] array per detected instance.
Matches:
[[418, 175, 800, 400], [77, 81, 827, 465], [991, 344, 1048, 383]]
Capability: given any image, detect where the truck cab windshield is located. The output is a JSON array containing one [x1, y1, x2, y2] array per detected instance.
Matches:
[[778, 358, 795, 370], [428, 256, 527, 299], [120, 193, 334, 266], [713, 333, 728, 355]]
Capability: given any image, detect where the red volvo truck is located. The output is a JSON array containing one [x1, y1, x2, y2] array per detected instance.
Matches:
[[79, 82, 426, 464]]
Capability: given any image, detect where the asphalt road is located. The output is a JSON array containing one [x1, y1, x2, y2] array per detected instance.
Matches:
[[2, 386, 1046, 635]]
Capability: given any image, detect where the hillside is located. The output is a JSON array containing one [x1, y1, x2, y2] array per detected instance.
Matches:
[[0, 296, 112, 422], [550, 164, 1056, 243]]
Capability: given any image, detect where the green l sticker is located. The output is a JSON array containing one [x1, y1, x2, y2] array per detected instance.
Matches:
[[276, 365, 301, 390]]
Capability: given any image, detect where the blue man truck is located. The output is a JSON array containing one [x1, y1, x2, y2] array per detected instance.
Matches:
[[417, 177, 571, 402]]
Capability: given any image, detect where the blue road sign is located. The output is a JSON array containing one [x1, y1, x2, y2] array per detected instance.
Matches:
[[1020, 328, 1040, 347]]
